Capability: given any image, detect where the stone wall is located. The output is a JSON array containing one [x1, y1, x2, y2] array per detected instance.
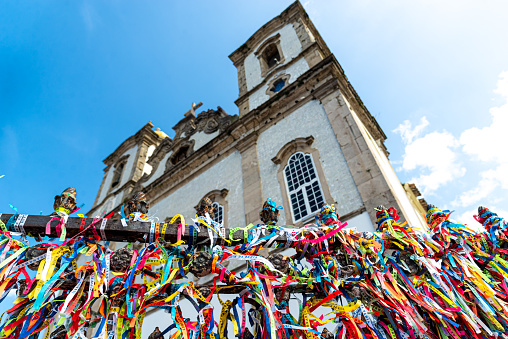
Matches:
[[249, 57, 310, 110], [244, 24, 304, 91], [190, 130, 219, 151], [151, 151, 246, 227]]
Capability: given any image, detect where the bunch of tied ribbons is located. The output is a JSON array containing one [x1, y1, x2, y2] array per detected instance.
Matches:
[[0, 203, 507, 339]]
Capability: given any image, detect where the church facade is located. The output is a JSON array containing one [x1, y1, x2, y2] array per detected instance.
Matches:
[[88, 1, 427, 233]]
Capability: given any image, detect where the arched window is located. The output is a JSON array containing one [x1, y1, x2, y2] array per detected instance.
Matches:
[[111, 163, 125, 189], [255, 34, 285, 77], [212, 202, 224, 225], [284, 152, 325, 222], [194, 189, 229, 227], [262, 44, 281, 69]]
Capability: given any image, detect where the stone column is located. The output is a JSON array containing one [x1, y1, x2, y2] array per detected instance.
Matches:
[[237, 132, 263, 225], [319, 89, 402, 223]]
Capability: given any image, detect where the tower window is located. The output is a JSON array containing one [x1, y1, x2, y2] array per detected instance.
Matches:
[[212, 202, 224, 225], [111, 163, 125, 189], [272, 79, 285, 93], [263, 44, 281, 69], [284, 152, 325, 222]]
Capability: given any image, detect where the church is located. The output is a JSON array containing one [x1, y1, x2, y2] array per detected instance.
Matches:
[[87, 1, 427, 233]]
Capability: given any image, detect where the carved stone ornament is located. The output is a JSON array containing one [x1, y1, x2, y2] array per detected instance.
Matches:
[[189, 251, 213, 277], [110, 248, 134, 273], [173, 107, 237, 140], [267, 254, 289, 275], [321, 328, 334, 339], [124, 192, 149, 216], [196, 197, 215, 218], [400, 253, 421, 275], [165, 139, 196, 171], [148, 327, 164, 339], [25, 244, 53, 271], [339, 266, 355, 278], [52, 187, 77, 216]]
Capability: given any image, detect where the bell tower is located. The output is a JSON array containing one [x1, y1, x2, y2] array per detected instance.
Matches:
[[88, 122, 164, 217], [229, 1, 331, 117]]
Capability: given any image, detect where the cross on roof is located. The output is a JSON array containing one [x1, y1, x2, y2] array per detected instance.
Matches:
[[184, 101, 203, 118]]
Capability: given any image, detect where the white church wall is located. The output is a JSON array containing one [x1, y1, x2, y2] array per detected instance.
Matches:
[[96, 145, 138, 208], [244, 24, 304, 91], [142, 151, 173, 187], [119, 145, 138, 188], [151, 151, 246, 226], [248, 57, 310, 110], [190, 130, 219, 151], [96, 170, 113, 208], [343, 211, 374, 233], [257, 99, 364, 226]]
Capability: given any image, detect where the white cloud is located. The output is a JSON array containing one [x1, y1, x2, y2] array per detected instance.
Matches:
[[452, 171, 498, 207], [455, 207, 508, 233], [393, 116, 429, 144], [453, 208, 482, 232], [394, 120, 465, 194], [494, 71, 508, 98], [453, 71, 508, 207]]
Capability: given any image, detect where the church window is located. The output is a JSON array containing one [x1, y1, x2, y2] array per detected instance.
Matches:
[[255, 34, 285, 77], [111, 163, 125, 189], [171, 146, 189, 165], [263, 44, 281, 69], [195, 189, 229, 227], [212, 202, 224, 225], [284, 152, 325, 222]]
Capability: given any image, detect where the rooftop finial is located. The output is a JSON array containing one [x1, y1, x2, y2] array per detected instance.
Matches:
[[184, 102, 203, 117]]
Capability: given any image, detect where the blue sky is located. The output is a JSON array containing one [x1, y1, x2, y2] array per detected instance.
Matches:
[[1, 0, 508, 229]]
